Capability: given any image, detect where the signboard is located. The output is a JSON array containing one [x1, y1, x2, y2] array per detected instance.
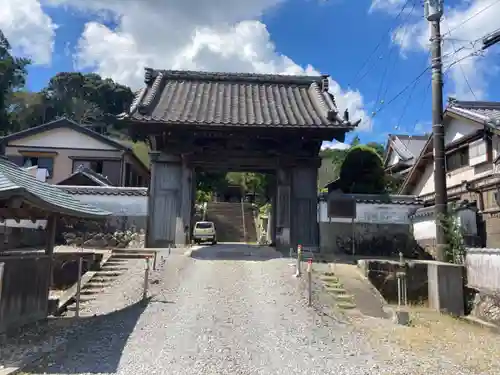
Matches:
[[327, 196, 356, 219]]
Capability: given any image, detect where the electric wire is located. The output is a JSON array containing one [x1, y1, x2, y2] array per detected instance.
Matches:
[[441, 0, 500, 39], [349, 0, 414, 89], [442, 15, 477, 99]]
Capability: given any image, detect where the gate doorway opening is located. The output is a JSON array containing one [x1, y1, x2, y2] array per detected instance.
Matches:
[[119, 69, 360, 251], [193, 169, 273, 244]]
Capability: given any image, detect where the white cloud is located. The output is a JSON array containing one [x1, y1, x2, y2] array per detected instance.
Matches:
[[0, 0, 56, 65], [43, 0, 372, 131], [373, 0, 500, 100], [3, 0, 372, 132], [321, 141, 351, 150], [369, 0, 407, 14]]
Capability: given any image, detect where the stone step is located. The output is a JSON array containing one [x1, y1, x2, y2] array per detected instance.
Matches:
[[95, 271, 123, 277]]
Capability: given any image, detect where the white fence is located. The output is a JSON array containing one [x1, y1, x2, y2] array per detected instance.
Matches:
[[466, 248, 500, 292]]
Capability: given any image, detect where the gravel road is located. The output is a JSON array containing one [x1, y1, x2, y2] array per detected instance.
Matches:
[[24, 244, 494, 375]]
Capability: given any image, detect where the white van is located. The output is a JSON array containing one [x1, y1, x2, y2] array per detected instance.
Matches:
[[193, 221, 217, 245]]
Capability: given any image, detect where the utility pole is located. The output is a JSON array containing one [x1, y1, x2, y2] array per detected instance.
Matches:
[[425, 0, 447, 261]]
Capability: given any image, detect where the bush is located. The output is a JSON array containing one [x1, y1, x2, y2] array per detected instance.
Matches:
[[338, 145, 386, 194]]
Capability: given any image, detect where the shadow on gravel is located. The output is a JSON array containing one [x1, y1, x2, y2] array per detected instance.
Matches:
[[24, 298, 150, 374], [190, 244, 282, 261]]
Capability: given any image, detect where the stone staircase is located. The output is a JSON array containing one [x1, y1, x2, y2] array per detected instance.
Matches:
[[61, 249, 156, 316], [206, 201, 257, 243]]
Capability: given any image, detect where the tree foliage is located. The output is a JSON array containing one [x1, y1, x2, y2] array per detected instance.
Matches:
[[3, 67, 135, 132], [338, 145, 387, 194], [0, 31, 30, 134], [42, 72, 134, 125]]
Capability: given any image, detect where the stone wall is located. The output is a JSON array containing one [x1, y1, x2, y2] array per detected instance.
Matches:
[[58, 218, 145, 249], [469, 291, 500, 326], [319, 222, 430, 258], [357, 259, 430, 304]]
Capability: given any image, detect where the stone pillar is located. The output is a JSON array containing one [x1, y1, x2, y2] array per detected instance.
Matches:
[[427, 261, 465, 316], [275, 168, 291, 250], [290, 165, 319, 252], [146, 152, 193, 248]]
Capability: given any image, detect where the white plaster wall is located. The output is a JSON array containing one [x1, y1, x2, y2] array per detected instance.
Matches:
[[445, 117, 482, 144], [412, 208, 477, 241], [410, 117, 492, 197], [9, 127, 117, 150], [74, 194, 148, 216], [413, 219, 436, 241], [412, 161, 494, 197], [318, 202, 420, 224]]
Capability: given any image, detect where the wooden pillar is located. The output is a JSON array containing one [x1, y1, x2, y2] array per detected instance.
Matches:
[[290, 165, 319, 252], [45, 214, 57, 289], [275, 168, 291, 250], [146, 152, 193, 248], [45, 214, 56, 256]]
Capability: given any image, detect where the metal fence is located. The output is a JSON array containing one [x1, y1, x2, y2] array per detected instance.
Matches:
[[466, 247, 500, 292], [0, 254, 51, 333]]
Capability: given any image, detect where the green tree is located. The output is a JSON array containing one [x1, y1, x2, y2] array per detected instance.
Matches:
[[0, 30, 30, 134], [43, 72, 134, 125], [365, 141, 384, 159], [7, 91, 49, 131], [338, 145, 387, 194]]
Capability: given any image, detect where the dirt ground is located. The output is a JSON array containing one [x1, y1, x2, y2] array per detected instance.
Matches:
[[351, 306, 500, 374]]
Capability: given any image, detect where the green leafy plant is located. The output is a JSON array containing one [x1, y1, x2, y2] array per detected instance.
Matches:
[[437, 210, 466, 264]]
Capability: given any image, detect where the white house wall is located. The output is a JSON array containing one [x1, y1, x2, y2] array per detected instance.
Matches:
[[74, 194, 148, 216], [410, 117, 491, 197], [444, 117, 482, 144], [412, 161, 494, 196], [9, 127, 117, 150]]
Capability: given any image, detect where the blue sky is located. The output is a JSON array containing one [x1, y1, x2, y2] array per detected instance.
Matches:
[[5, 0, 500, 147]]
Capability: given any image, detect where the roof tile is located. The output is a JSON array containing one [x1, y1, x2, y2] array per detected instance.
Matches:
[[0, 157, 110, 218], [125, 69, 360, 129]]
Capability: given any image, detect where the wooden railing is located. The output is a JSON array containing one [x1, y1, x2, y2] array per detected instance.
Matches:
[[0, 254, 51, 333], [466, 248, 500, 292]]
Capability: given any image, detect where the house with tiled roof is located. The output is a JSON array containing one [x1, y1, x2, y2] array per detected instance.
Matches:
[[0, 118, 149, 188], [383, 134, 429, 177], [399, 98, 500, 248]]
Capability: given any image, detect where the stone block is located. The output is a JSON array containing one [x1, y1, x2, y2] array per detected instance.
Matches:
[[426, 261, 465, 316], [393, 309, 410, 326]]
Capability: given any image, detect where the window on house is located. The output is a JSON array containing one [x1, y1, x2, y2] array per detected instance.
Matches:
[[89, 160, 104, 174], [23, 156, 54, 177], [445, 147, 469, 172]]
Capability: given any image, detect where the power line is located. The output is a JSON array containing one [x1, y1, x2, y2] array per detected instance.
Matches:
[[377, 0, 419, 108], [372, 48, 482, 117], [395, 52, 430, 131], [441, 0, 500, 38], [442, 16, 477, 99], [349, 0, 414, 88]]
